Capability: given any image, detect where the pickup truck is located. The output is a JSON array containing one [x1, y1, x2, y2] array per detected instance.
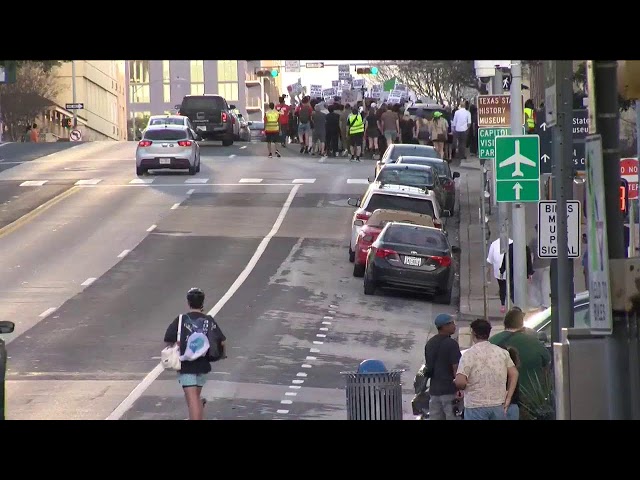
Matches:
[[178, 94, 238, 146]]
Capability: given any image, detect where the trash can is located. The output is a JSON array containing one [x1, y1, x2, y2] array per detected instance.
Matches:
[[341, 359, 405, 420]]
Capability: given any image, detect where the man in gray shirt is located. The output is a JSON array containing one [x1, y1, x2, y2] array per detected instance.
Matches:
[[528, 224, 551, 309]]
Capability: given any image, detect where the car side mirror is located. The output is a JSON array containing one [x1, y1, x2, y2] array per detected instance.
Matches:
[[453, 171, 460, 179], [537, 331, 549, 343], [0, 321, 15, 334], [451, 245, 461, 254], [347, 198, 360, 207], [229, 104, 236, 110], [441, 209, 452, 217]]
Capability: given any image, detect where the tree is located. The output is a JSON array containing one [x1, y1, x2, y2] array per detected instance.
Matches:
[[0, 60, 69, 72], [0, 61, 64, 141], [372, 60, 478, 105], [572, 61, 632, 111]]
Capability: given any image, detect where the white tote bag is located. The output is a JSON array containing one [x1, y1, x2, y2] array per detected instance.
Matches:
[[161, 315, 182, 371]]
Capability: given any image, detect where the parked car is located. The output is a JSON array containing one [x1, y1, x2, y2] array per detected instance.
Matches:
[[1, 320, 15, 420], [363, 222, 460, 304], [177, 94, 238, 146], [247, 120, 266, 142], [374, 143, 441, 177], [347, 183, 451, 263], [395, 155, 460, 212], [524, 290, 590, 347], [371, 163, 447, 212], [135, 125, 201, 176], [353, 208, 435, 277]]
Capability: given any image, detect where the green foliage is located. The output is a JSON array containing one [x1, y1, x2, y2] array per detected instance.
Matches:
[[573, 62, 631, 112], [519, 370, 555, 420], [0, 60, 70, 72]]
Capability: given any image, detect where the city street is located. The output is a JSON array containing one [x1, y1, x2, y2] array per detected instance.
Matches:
[[0, 141, 460, 420]]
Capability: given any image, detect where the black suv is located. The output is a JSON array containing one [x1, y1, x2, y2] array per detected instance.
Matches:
[[178, 94, 236, 146]]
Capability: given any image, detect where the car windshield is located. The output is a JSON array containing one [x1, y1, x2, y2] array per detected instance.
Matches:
[[388, 145, 439, 161], [366, 193, 434, 217], [149, 118, 184, 126], [143, 129, 188, 141], [378, 168, 433, 187], [398, 157, 448, 176], [181, 96, 225, 111], [384, 225, 447, 248]]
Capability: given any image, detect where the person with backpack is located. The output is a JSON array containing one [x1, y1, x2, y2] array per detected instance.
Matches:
[[296, 96, 313, 154], [163, 288, 226, 420]]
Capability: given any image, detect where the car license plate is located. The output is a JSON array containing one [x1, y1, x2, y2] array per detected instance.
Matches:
[[159, 158, 171, 165], [199, 126, 207, 131], [404, 256, 421, 266]]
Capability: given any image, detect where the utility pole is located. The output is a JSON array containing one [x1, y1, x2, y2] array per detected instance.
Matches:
[[510, 61, 527, 309], [551, 60, 575, 342], [72, 61, 78, 128], [493, 69, 512, 309]]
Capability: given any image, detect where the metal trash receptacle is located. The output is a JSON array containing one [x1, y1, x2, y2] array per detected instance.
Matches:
[[341, 360, 405, 420]]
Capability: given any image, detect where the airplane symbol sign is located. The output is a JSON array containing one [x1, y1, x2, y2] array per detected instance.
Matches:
[[495, 134, 541, 203]]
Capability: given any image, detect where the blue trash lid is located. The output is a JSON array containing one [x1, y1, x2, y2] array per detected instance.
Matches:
[[357, 359, 388, 374]]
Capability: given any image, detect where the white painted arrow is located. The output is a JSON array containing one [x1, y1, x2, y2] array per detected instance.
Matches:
[[541, 153, 550, 162], [513, 182, 523, 200], [540, 123, 547, 131]]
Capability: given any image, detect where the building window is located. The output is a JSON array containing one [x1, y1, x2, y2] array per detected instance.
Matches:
[[218, 82, 239, 101], [163, 83, 171, 103], [190, 60, 204, 83], [191, 83, 205, 95], [130, 84, 150, 103], [129, 60, 150, 84], [217, 61, 238, 82], [162, 60, 170, 82]]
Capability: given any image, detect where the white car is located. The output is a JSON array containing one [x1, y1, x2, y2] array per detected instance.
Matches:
[[135, 125, 201, 176], [346, 183, 450, 263], [144, 115, 202, 140]]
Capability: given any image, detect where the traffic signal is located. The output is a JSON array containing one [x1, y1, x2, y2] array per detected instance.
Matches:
[[256, 68, 279, 77], [356, 67, 378, 75]]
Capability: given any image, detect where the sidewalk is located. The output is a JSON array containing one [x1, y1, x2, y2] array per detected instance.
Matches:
[[455, 155, 587, 348]]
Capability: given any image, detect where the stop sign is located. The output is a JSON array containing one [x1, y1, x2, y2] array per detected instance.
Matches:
[[620, 157, 639, 200]]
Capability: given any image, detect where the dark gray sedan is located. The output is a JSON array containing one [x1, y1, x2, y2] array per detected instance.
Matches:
[[247, 120, 266, 142]]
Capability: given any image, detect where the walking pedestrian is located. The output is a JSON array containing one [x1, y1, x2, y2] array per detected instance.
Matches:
[[454, 319, 519, 420], [311, 104, 327, 156], [347, 106, 365, 162], [296, 96, 313, 154], [451, 101, 471, 160], [264, 102, 281, 158], [500, 240, 534, 305], [275, 95, 291, 148], [163, 288, 227, 420], [487, 237, 512, 313], [399, 112, 416, 144], [528, 224, 551, 310], [325, 104, 341, 157], [428, 111, 449, 158], [424, 313, 462, 420], [379, 104, 399, 147], [288, 108, 298, 144], [30, 123, 40, 143], [364, 104, 380, 158], [339, 103, 352, 157]]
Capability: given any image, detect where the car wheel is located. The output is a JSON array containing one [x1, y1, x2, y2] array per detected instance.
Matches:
[[222, 135, 234, 147], [434, 289, 452, 305], [188, 165, 197, 175], [363, 274, 377, 295], [353, 262, 365, 277], [348, 246, 355, 263], [136, 167, 145, 176], [196, 158, 201, 173]]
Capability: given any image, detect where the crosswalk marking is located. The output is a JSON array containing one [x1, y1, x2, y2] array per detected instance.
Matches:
[[292, 178, 316, 184], [239, 178, 263, 183], [74, 179, 102, 185], [20, 180, 48, 186], [129, 178, 154, 184], [347, 178, 369, 184], [184, 178, 209, 184]]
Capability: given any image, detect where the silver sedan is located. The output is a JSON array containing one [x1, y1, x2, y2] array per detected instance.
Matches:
[[136, 125, 201, 176]]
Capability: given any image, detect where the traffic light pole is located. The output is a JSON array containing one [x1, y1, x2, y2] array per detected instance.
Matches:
[[72, 61, 77, 128]]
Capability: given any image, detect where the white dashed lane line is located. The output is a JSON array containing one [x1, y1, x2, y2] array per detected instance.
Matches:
[[239, 178, 263, 183], [184, 178, 209, 184], [146, 224, 157, 232], [347, 178, 369, 184], [75, 179, 102, 185], [186, 189, 195, 195], [228, 154, 236, 158], [170, 203, 180, 210], [239, 146, 247, 149], [81, 277, 96, 286], [39, 307, 57, 318], [20, 180, 48, 186], [117, 249, 130, 258], [129, 178, 153, 184]]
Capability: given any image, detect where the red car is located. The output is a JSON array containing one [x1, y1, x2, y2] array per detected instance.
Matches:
[[352, 209, 435, 277]]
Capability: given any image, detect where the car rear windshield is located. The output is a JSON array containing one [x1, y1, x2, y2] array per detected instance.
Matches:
[[399, 158, 447, 176], [366, 193, 434, 217], [181, 96, 225, 111], [389, 145, 440, 161], [384, 225, 448, 249], [148, 118, 184, 126], [378, 168, 433, 186], [143, 129, 188, 141]]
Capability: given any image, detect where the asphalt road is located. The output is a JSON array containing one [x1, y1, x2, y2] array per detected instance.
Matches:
[[2, 140, 460, 420]]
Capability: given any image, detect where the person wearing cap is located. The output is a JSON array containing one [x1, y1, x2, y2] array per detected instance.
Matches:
[[423, 313, 462, 420], [455, 319, 519, 420], [429, 111, 449, 159]]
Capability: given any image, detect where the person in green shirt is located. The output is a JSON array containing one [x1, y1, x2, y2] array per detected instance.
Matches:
[[489, 308, 552, 419]]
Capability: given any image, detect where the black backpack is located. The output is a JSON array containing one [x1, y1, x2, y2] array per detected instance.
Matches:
[[298, 105, 312, 124]]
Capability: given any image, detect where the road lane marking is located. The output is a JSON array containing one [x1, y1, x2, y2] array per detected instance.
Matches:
[[239, 178, 263, 183], [280, 400, 293, 404], [239, 146, 247, 149], [81, 277, 96, 286], [146, 225, 157, 232], [106, 183, 302, 420], [301, 364, 312, 368], [292, 178, 316, 183], [310, 348, 320, 353], [321, 321, 331, 325], [117, 249, 130, 258], [129, 178, 154, 184], [75, 183, 295, 188], [323, 316, 333, 320], [313, 341, 323, 345], [306, 356, 317, 361], [328, 310, 336, 315], [292, 379, 304, 384], [276, 409, 289, 414], [170, 203, 180, 210], [20, 180, 48, 186], [228, 154, 236, 158], [347, 178, 369, 184], [74, 179, 102, 185], [186, 189, 195, 195], [39, 307, 57, 318], [184, 178, 209, 184], [319, 327, 329, 331], [285, 392, 297, 396], [289, 385, 302, 389], [316, 334, 326, 338], [296, 372, 308, 378]]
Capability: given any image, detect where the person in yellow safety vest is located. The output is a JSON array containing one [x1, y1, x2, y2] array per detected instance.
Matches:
[[347, 106, 365, 162], [264, 102, 281, 158], [524, 99, 536, 133]]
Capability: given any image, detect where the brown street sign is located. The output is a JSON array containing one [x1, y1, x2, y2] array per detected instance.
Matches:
[[477, 94, 523, 128]]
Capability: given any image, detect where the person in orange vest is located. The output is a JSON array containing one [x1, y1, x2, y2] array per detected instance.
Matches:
[[264, 102, 281, 158]]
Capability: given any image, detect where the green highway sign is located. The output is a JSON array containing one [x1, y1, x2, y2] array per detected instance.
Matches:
[[495, 134, 541, 203], [478, 126, 527, 161]]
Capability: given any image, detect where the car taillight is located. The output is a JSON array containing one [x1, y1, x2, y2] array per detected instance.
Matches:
[[222, 112, 228, 122], [261, 130, 265, 135], [433, 219, 442, 228], [375, 248, 400, 260], [232, 116, 236, 124], [138, 140, 152, 147], [354, 211, 371, 226], [178, 140, 192, 147], [431, 255, 452, 267]]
